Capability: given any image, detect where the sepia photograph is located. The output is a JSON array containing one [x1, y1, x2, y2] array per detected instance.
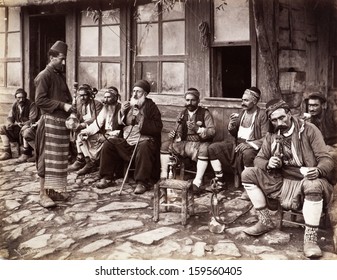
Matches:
[[0, 0, 336, 276]]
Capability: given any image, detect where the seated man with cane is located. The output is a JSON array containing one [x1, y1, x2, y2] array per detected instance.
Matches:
[[95, 80, 163, 194], [160, 88, 215, 193], [241, 99, 334, 258]]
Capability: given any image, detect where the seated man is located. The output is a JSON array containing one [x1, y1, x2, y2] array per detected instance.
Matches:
[[241, 99, 334, 258], [160, 88, 215, 191], [0, 88, 39, 161], [68, 84, 103, 174], [95, 80, 163, 194], [208, 87, 268, 188], [74, 87, 122, 176]]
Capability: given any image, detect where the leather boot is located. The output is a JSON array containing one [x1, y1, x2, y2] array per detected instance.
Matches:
[[68, 156, 85, 172], [77, 158, 95, 176], [303, 226, 322, 258], [244, 207, 275, 236]]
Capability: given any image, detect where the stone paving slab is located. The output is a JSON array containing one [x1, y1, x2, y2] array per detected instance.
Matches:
[[127, 227, 179, 245]]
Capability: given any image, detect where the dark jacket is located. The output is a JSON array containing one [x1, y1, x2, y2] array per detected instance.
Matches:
[[8, 99, 39, 126], [34, 65, 72, 119]]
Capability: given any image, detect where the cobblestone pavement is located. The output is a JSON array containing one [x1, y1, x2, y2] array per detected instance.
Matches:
[[0, 157, 336, 260]]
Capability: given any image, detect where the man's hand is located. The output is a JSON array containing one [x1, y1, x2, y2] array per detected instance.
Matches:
[[64, 103, 76, 114], [187, 121, 199, 132], [76, 123, 86, 131], [228, 113, 239, 128], [121, 101, 130, 115], [267, 156, 283, 169], [305, 167, 320, 180], [235, 142, 251, 153]]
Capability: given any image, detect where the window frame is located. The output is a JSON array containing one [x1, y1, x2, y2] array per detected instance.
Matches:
[[0, 7, 22, 89], [209, 0, 257, 99], [77, 7, 122, 90], [133, 2, 187, 95]]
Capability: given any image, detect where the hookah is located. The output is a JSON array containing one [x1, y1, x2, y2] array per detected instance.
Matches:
[[65, 82, 80, 141]]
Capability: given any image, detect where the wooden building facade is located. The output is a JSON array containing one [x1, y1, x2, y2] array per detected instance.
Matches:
[[0, 0, 336, 141]]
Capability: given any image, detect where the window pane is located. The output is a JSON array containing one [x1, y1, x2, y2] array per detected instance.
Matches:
[[80, 27, 99, 56], [81, 10, 98, 26], [0, 62, 4, 86], [101, 63, 120, 90], [0, 8, 6, 32], [162, 21, 185, 55], [8, 7, 20, 32], [102, 25, 120, 56], [137, 3, 158, 22], [0, 33, 5, 57], [102, 9, 120, 24], [78, 62, 98, 88], [7, 62, 21, 87], [136, 62, 158, 93], [213, 0, 249, 42], [162, 2, 185, 20], [162, 62, 184, 93], [7, 32, 20, 58], [137, 23, 158, 56]]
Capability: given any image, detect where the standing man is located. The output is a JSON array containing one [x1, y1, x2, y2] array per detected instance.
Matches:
[[67, 84, 103, 174], [241, 99, 334, 258], [0, 88, 39, 161], [35, 40, 75, 208], [208, 87, 268, 189], [160, 88, 215, 192], [74, 87, 122, 176], [95, 80, 163, 194]]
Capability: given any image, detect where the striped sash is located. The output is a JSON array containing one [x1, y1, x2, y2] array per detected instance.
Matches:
[[44, 115, 69, 190]]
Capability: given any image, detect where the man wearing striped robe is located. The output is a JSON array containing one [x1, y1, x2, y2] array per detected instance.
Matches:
[[35, 41, 75, 208]]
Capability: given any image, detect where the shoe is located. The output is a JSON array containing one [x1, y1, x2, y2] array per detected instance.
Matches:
[[239, 190, 250, 201], [192, 184, 203, 196], [45, 189, 69, 201], [77, 160, 95, 176], [303, 242, 322, 258], [39, 194, 56, 208], [134, 184, 147, 194], [68, 159, 85, 172], [0, 151, 12, 161], [27, 155, 36, 162], [243, 221, 275, 236], [95, 179, 115, 189], [16, 154, 30, 163]]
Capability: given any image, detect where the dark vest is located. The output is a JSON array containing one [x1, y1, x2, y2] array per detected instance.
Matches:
[[181, 107, 212, 142]]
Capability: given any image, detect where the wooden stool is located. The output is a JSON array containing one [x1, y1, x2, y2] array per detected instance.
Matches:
[[153, 179, 194, 226]]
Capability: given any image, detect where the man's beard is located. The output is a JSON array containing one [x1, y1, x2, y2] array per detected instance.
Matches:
[[185, 104, 198, 112], [130, 95, 146, 108]]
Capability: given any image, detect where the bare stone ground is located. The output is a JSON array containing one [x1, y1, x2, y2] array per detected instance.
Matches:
[[0, 156, 336, 260]]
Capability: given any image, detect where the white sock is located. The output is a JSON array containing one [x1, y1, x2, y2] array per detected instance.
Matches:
[[243, 183, 267, 209], [160, 153, 170, 179], [193, 159, 208, 187], [302, 199, 323, 227]]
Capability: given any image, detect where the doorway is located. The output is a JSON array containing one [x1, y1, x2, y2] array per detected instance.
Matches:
[[212, 46, 251, 99], [29, 15, 66, 100]]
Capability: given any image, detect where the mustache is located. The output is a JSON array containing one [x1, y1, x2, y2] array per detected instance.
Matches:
[[275, 125, 288, 132]]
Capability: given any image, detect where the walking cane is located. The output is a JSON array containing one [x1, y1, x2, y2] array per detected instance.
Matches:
[[119, 134, 141, 195]]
